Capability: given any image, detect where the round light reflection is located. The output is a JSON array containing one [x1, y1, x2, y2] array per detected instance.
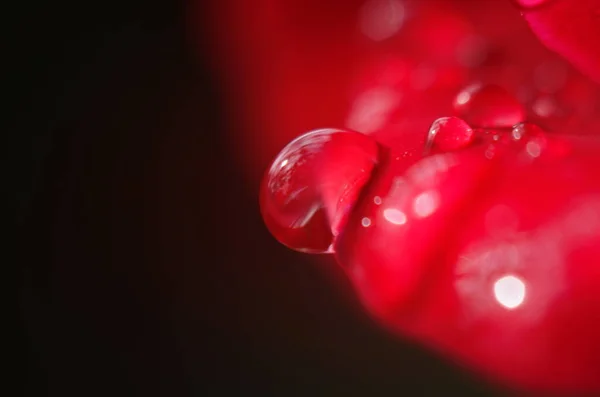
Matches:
[[493, 275, 526, 309], [413, 190, 439, 218], [383, 208, 407, 225]]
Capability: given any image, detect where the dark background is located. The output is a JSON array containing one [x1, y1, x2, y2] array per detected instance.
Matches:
[[15, 0, 503, 395]]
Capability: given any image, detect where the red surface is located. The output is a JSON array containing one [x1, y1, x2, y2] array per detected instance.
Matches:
[[426, 116, 474, 152], [520, 0, 600, 84], [333, 129, 600, 394], [204, 0, 600, 394], [261, 122, 600, 395], [452, 83, 525, 128], [205, 0, 600, 182]]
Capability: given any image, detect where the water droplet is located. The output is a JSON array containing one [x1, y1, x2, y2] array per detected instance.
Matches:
[[511, 122, 548, 158], [453, 84, 525, 128], [511, 122, 545, 141], [260, 129, 380, 253], [425, 117, 474, 153]]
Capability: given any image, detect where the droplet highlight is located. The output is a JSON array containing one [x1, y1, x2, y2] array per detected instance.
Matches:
[[426, 116, 474, 153], [260, 129, 380, 253], [494, 275, 526, 309]]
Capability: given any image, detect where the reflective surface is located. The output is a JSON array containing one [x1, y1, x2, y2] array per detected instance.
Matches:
[[210, 0, 600, 183], [210, 0, 600, 394], [260, 129, 380, 253], [426, 116, 474, 152], [262, 120, 600, 393]]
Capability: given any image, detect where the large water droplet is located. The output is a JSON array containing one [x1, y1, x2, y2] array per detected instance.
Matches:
[[260, 129, 380, 253], [453, 83, 525, 128], [425, 116, 474, 153]]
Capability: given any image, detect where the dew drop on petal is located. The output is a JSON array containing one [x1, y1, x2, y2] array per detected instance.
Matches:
[[511, 122, 545, 141], [260, 129, 380, 253], [426, 116, 474, 153]]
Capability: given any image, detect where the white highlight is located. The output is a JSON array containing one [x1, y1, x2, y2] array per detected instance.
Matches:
[[383, 208, 407, 225], [532, 96, 556, 118], [413, 190, 439, 218], [346, 87, 401, 134], [494, 275, 526, 309], [455, 91, 471, 106], [526, 141, 541, 158]]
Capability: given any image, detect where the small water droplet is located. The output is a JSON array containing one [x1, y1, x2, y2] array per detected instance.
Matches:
[[511, 122, 545, 141], [425, 117, 474, 154], [512, 125, 525, 141], [511, 123, 548, 158]]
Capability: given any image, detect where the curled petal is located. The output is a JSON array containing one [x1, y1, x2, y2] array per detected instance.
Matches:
[[520, 0, 600, 84]]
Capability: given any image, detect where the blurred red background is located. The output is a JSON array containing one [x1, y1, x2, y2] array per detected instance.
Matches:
[[16, 0, 600, 395]]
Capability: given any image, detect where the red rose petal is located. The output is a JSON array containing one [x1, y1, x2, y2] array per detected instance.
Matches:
[[520, 0, 600, 84]]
